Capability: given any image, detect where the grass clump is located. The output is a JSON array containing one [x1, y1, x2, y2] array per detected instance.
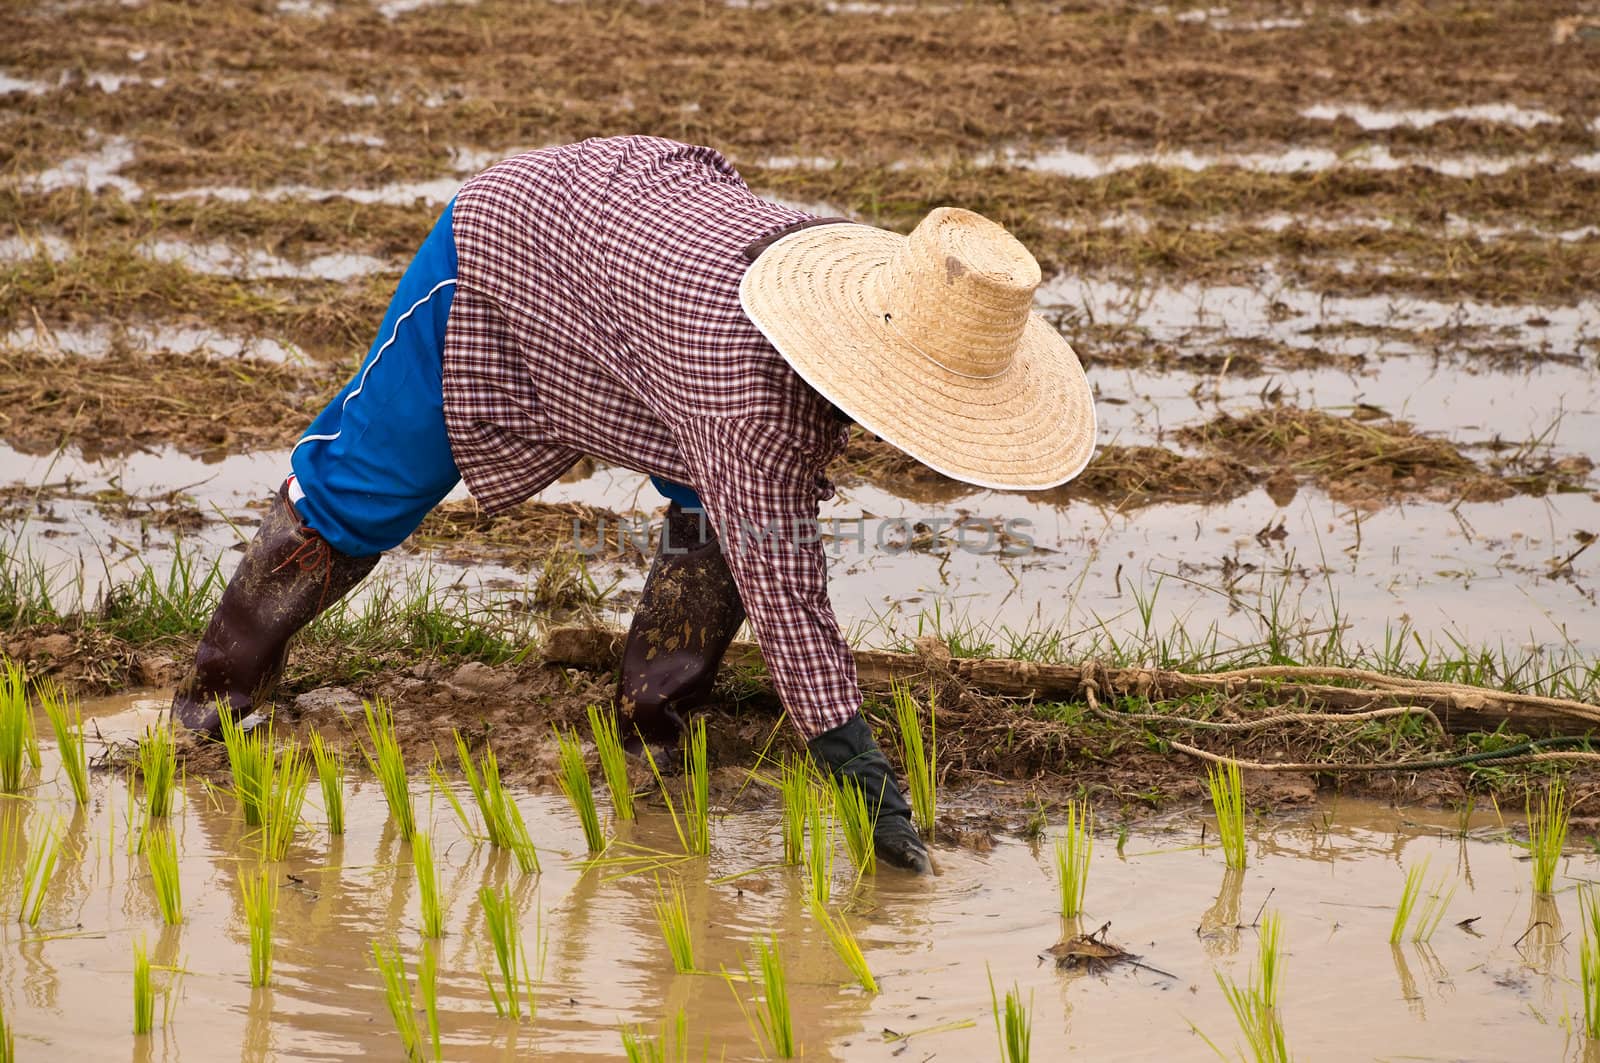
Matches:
[[17, 815, 64, 926], [1055, 800, 1094, 918], [362, 699, 416, 841], [1207, 761, 1247, 871], [555, 725, 605, 853], [241, 866, 277, 988], [810, 901, 877, 994], [588, 704, 635, 821], [0, 661, 37, 795], [830, 776, 877, 877], [989, 970, 1033, 1063], [221, 710, 271, 827], [138, 721, 178, 821], [310, 732, 345, 836], [1207, 911, 1290, 1063], [450, 732, 538, 873], [1527, 777, 1570, 894], [260, 739, 312, 862], [145, 826, 183, 925], [39, 681, 89, 807], [133, 937, 154, 1035], [891, 682, 937, 838], [1580, 883, 1600, 1041], [413, 831, 446, 939], [653, 876, 695, 974], [480, 884, 538, 1021]]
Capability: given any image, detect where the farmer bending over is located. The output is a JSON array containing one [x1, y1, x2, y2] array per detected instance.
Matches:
[[170, 136, 1097, 874]]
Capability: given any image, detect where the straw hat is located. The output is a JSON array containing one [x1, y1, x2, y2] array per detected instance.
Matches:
[[740, 207, 1096, 490]]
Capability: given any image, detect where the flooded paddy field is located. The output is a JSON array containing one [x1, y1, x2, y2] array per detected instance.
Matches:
[[3, 0, 1600, 1056]]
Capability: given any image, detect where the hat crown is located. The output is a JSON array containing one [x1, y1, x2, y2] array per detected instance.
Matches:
[[878, 207, 1041, 378]]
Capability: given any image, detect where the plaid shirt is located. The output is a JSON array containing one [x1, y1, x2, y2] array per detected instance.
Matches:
[[444, 136, 858, 738]]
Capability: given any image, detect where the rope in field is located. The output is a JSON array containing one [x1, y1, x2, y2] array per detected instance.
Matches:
[[1074, 661, 1600, 774]]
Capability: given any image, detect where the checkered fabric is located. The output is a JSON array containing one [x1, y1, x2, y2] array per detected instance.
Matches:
[[443, 136, 859, 737]]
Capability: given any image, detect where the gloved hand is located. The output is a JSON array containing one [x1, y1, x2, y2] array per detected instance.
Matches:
[[807, 713, 931, 874]]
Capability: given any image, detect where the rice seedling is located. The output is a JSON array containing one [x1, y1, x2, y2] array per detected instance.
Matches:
[[17, 815, 63, 926], [643, 716, 713, 857], [0, 661, 35, 794], [555, 725, 605, 853], [1527, 777, 1570, 894], [621, 1010, 688, 1063], [803, 787, 836, 907], [138, 721, 178, 821], [830, 775, 877, 876], [260, 739, 312, 862], [419, 943, 442, 1062], [39, 681, 88, 807], [480, 884, 537, 1021], [1207, 761, 1247, 870], [1389, 860, 1426, 945], [0, 996, 12, 1063], [451, 732, 539, 873], [746, 935, 796, 1059], [1211, 911, 1290, 1063], [372, 939, 426, 1061], [588, 703, 635, 821], [221, 710, 272, 827], [145, 825, 183, 925], [1055, 800, 1093, 919], [809, 900, 877, 993], [1580, 883, 1600, 1040], [133, 936, 154, 1035], [240, 866, 277, 987], [362, 698, 416, 841], [778, 754, 811, 866], [310, 732, 345, 835], [1412, 876, 1457, 943], [989, 970, 1033, 1063], [891, 681, 937, 837], [413, 831, 446, 939], [653, 876, 695, 974], [1390, 858, 1458, 944]]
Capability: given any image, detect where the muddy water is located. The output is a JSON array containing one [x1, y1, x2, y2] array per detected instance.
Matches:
[[0, 693, 1595, 1060]]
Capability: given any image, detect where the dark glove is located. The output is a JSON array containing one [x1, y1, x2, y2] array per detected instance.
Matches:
[[807, 713, 931, 874]]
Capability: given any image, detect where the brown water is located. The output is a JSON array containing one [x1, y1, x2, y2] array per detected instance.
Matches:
[[1, 693, 1596, 1061]]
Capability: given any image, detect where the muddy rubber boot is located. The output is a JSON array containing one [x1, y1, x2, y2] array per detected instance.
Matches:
[[617, 502, 747, 757], [808, 713, 932, 874], [171, 484, 380, 738]]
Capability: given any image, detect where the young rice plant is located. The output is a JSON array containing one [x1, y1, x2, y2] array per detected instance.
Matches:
[[588, 703, 635, 821], [778, 754, 810, 866], [830, 775, 877, 877], [221, 710, 271, 827], [133, 936, 155, 1035], [413, 831, 446, 939], [1055, 800, 1093, 919], [362, 699, 416, 841], [745, 935, 796, 1059], [17, 815, 63, 926], [260, 739, 312, 861], [1207, 761, 1247, 871], [451, 732, 538, 873], [372, 939, 430, 1061], [480, 884, 538, 1021], [145, 826, 183, 925], [554, 725, 605, 853], [241, 866, 277, 988], [1527, 777, 1570, 894], [0, 660, 36, 795], [138, 721, 178, 821], [652, 876, 695, 974], [810, 900, 877, 994], [1580, 882, 1600, 1041], [989, 969, 1033, 1063], [39, 682, 89, 807], [1208, 911, 1290, 1063], [891, 681, 937, 838], [310, 732, 345, 836]]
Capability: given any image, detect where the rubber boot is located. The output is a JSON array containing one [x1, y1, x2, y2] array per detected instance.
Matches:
[[171, 483, 380, 737], [617, 502, 746, 754]]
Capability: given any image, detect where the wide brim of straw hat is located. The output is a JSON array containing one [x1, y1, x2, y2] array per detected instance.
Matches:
[[740, 222, 1097, 490]]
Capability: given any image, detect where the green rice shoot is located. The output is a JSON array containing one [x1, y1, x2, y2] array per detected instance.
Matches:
[[221, 710, 272, 827], [1207, 761, 1248, 870], [1055, 800, 1093, 918], [450, 732, 539, 873], [1579, 882, 1600, 1040], [39, 681, 89, 807], [480, 884, 537, 1021], [372, 939, 426, 1061], [0, 993, 12, 1063], [419, 943, 442, 1062], [361, 698, 416, 841], [1389, 860, 1427, 945], [0, 660, 35, 795], [891, 681, 937, 837], [17, 815, 63, 926], [1410, 869, 1457, 943], [653, 876, 695, 974], [138, 721, 178, 821], [747, 935, 796, 1059], [1527, 777, 1570, 894], [555, 725, 605, 853], [309, 732, 345, 835], [588, 703, 635, 821], [621, 1010, 688, 1063], [803, 786, 836, 908], [260, 738, 312, 862], [1212, 910, 1290, 1063], [989, 970, 1033, 1063], [240, 865, 277, 987], [778, 754, 811, 866], [145, 825, 183, 925], [638, 717, 711, 857], [133, 936, 154, 1035], [810, 900, 877, 994], [829, 775, 877, 876], [413, 830, 446, 939]]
